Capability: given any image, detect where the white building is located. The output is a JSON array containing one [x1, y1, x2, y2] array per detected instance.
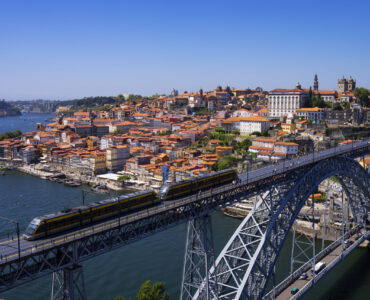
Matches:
[[232, 108, 256, 118], [315, 90, 337, 102], [296, 107, 324, 123], [249, 138, 298, 161], [268, 85, 308, 118], [239, 116, 270, 136], [274, 142, 298, 155]]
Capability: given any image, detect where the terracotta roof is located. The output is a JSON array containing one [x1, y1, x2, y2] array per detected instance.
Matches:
[[296, 107, 323, 112]]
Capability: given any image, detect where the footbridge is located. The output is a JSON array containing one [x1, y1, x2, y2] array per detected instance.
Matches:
[[0, 140, 369, 299]]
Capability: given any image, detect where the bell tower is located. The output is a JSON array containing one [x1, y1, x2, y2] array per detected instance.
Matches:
[[313, 74, 319, 91]]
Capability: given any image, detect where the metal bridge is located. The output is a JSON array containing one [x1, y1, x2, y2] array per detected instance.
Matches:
[[0, 140, 369, 300]]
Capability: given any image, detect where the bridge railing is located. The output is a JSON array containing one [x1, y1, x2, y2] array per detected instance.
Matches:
[[263, 227, 364, 299], [292, 230, 368, 299]]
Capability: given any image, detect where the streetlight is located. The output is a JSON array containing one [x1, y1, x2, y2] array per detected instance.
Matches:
[[0, 216, 21, 262]]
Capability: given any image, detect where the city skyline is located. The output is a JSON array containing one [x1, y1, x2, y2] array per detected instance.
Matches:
[[1, 0, 370, 99]]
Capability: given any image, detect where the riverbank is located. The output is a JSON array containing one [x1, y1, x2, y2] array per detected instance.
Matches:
[[15, 163, 140, 192]]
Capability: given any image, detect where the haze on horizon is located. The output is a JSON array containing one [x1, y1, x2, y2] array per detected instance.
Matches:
[[1, 0, 370, 100]]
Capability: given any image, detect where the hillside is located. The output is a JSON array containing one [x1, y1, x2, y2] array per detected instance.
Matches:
[[0, 100, 21, 117]]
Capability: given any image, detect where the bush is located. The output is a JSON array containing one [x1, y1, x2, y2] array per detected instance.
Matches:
[[251, 131, 261, 136]]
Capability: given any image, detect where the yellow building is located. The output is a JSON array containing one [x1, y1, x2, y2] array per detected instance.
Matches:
[[91, 153, 106, 174], [281, 123, 295, 133]]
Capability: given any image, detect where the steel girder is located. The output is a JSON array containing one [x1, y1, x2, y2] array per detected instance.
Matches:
[[51, 264, 86, 300], [0, 170, 294, 293], [181, 215, 218, 300], [195, 156, 370, 300]]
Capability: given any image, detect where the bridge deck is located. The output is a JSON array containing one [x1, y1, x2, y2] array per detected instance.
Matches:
[[274, 230, 369, 300]]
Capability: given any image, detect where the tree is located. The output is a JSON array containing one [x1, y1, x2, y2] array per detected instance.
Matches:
[[214, 127, 225, 133], [261, 130, 269, 137], [251, 131, 261, 136], [118, 175, 130, 182], [332, 102, 342, 111], [159, 130, 172, 136], [307, 87, 313, 108], [113, 129, 123, 135], [225, 85, 232, 95], [312, 95, 325, 108], [213, 155, 238, 171], [342, 101, 350, 110], [136, 280, 169, 300], [354, 87, 370, 107]]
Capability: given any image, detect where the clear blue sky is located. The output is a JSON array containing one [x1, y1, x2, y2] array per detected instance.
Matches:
[[1, 0, 370, 100]]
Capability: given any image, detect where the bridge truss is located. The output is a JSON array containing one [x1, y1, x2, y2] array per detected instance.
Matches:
[[191, 156, 369, 300]]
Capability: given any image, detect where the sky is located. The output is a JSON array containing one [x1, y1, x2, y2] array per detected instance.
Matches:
[[1, 0, 370, 100]]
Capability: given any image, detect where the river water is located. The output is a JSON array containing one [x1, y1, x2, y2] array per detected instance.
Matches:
[[0, 115, 369, 299]]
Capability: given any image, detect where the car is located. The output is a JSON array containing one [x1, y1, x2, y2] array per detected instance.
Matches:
[[299, 273, 308, 280], [291, 288, 299, 295]]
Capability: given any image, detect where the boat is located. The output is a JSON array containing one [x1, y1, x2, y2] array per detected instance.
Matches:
[[64, 180, 81, 187], [91, 184, 109, 194]]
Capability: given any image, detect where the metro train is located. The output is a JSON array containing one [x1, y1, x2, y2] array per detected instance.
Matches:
[[23, 169, 237, 240]]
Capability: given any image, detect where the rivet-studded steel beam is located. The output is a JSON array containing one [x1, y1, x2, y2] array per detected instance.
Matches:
[[195, 156, 370, 300], [181, 215, 218, 300]]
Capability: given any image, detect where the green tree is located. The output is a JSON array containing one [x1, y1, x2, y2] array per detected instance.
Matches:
[[312, 95, 325, 108], [214, 155, 238, 171], [332, 102, 342, 111], [159, 130, 172, 136], [118, 175, 130, 182], [307, 87, 313, 108], [136, 280, 169, 300], [261, 130, 269, 137], [0, 129, 22, 141], [342, 101, 350, 110], [214, 127, 225, 133], [354, 87, 370, 107], [114, 297, 127, 300]]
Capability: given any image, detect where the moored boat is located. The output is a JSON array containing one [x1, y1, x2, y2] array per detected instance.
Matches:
[[64, 180, 81, 187]]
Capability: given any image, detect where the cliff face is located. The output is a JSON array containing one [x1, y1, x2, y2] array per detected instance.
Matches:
[[0, 100, 21, 117]]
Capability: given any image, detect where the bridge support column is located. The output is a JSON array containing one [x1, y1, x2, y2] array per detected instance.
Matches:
[[51, 265, 87, 300], [180, 215, 217, 300]]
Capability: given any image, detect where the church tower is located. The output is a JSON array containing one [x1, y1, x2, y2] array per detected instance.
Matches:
[[313, 74, 319, 91], [347, 76, 356, 92]]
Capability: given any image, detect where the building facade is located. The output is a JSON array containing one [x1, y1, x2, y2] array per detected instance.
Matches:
[[338, 76, 356, 93], [268, 85, 308, 118]]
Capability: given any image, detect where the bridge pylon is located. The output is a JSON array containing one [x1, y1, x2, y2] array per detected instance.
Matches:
[[180, 215, 218, 300], [51, 264, 87, 300]]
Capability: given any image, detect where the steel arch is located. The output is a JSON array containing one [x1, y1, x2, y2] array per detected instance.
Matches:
[[198, 156, 369, 300]]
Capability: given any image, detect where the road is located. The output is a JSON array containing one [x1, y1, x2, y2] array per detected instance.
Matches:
[[275, 231, 363, 300]]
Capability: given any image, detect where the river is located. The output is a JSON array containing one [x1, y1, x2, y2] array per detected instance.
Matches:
[[0, 115, 369, 299]]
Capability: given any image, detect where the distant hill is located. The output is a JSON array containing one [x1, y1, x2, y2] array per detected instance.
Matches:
[[0, 100, 21, 117]]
